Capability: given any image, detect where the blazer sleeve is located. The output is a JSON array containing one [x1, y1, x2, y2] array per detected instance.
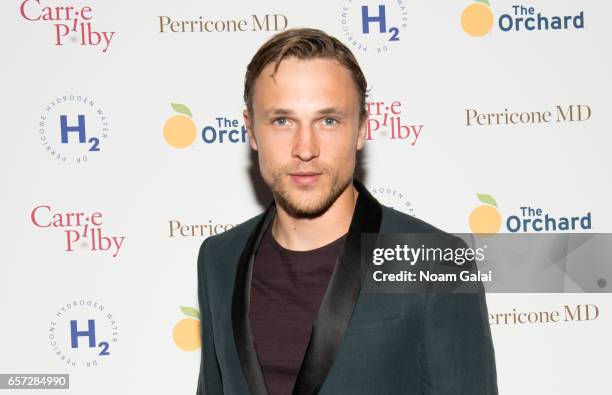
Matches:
[[196, 238, 224, 395], [418, 238, 499, 395]]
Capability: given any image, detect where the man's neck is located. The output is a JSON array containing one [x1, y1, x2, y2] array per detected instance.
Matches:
[[271, 183, 358, 251]]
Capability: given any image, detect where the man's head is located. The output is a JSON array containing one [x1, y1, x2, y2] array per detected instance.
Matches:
[[243, 28, 368, 219]]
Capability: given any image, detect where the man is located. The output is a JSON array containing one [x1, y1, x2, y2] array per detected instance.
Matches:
[[197, 28, 498, 395]]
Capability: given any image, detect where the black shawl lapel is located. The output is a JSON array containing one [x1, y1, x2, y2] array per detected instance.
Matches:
[[292, 179, 382, 394], [232, 179, 383, 395], [232, 202, 276, 395]]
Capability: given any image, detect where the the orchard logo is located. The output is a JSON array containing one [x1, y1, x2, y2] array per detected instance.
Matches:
[[461, 0, 494, 37], [163, 103, 197, 148], [370, 186, 416, 216], [172, 306, 201, 351], [49, 299, 119, 368], [461, 1, 585, 37], [37, 95, 110, 164], [163, 103, 247, 149], [366, 100, 423, 145], [31, 205, 126, 257], [469, 194, 502, 234], [506, 206, 592, 233], [339, 0, 407, 54], [469, 193, 593, 234], [20, 0, 116, 52]]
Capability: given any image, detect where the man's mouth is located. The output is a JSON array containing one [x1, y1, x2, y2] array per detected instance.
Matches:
[[289, 172, 322, 187]]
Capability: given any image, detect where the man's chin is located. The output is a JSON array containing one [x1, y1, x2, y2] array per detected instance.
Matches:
[[276, 192, 334, 219], [270, 175, 350, 219]]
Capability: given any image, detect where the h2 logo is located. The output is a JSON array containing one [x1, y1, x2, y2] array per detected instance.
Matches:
[[361, 5, 400, 41], [70, 319, 110, 356], [60, 115, 101, 152]]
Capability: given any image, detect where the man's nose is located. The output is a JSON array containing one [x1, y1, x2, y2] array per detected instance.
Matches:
[[291, 125, 320, 161]]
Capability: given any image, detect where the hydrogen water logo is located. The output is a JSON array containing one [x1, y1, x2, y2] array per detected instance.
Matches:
[[37, 95, 110, 164], [49, 300, 119, 368], [339, 1, 407, 53], [70, 320, 110, 354], [370, 186, 416, 216]]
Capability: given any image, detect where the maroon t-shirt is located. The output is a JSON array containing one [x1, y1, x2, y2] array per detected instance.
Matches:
[[248, 224, 348, 395]]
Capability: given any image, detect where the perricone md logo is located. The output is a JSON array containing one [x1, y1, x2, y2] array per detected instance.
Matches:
[[465, 105, 591, 127], [19, 1, 116, 52], [37, 95, 110, 163], [158, 14, 287, 33], [163, 103, 247, 149], [339, 0, 407, 54], [461, 1, 585, 37], [168, 219, 235, 238], [366, 100, 423, 145], [468, 194, 593, 234], [48, 299, 119, 368], [31, 205, 126, 257], [489, 304, 599, 326]]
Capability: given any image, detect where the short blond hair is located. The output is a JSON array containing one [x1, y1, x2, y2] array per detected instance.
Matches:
[[244, 28, 368, 120]]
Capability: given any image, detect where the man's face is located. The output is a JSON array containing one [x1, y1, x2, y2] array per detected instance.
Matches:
[[244, 57, 366, 218]]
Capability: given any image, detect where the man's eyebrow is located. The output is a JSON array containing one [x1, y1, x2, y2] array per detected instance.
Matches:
[[265, 108, 294, 117], [264, 107, 347, 117], [316, 107, 346, 116]]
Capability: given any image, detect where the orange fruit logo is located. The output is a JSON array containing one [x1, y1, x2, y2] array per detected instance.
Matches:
[[461, 0, 494, 37], [163, 103, 197, 148], [172, 306, 201, 351], [469, 193, 502, 235]]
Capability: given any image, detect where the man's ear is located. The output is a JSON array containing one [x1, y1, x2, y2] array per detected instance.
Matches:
[[243, 108, 258, 151], [356, 112, 368, 150]]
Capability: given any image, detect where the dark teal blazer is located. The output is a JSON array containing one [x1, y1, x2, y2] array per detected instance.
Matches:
[[196, 179, 498, 394]]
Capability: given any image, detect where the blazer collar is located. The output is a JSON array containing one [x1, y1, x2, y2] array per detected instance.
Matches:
[[232, 179, 383, 395]]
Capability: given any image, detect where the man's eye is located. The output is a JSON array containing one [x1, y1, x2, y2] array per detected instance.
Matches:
[[323, 117, 338, 126], [273, 117, 288, 126]]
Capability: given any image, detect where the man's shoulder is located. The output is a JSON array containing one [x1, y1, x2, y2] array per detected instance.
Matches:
[[380, 205, 464, 247], [380, 205, 445, 234], [198, 210, 265, 258]]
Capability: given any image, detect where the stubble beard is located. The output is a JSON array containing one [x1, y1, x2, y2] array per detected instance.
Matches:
[[265, 166, 353, 219]]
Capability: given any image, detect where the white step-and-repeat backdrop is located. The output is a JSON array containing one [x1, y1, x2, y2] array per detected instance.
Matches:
[[1, 0, 610, 393]]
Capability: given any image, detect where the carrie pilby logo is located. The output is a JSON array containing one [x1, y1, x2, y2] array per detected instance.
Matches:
[[19, 0, 116, 52], [31, 205, 126, 257]]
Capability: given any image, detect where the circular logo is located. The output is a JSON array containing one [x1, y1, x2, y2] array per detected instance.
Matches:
[[461, 1, 494, 37], [163, 103, 197, 148], [371, 186, 416, 216], [38, 95, 110, 164], [339, 0, 407, 54], [48, 299, 119, 368], [469, 193, 501, 234], [172, 306, 201, 352]]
